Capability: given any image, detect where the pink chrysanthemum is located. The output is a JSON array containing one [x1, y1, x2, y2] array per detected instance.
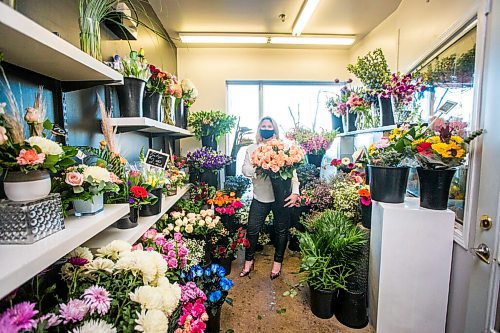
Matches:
[[59, 299, 89, 324], [0, 301, 38, 331], [82, 286, 111, 316], [37, 312, 62, 329]]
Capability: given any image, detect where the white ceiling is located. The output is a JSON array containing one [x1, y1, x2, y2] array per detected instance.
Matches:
[[149, 0, 402, 48]]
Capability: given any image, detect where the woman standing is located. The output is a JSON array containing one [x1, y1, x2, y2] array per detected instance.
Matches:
[[241, 116, 300, 279]]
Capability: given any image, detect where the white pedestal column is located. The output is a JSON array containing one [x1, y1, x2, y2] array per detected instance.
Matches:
[[369, 197, 455, 333]]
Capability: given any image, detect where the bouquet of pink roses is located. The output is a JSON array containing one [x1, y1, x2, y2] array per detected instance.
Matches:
[[251, 139, 304, 180]]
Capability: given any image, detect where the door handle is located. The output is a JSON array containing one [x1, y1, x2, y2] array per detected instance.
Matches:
[[472, 243, 491, 264]]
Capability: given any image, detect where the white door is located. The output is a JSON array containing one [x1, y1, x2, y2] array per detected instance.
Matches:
[[460, 0, 500, 332]]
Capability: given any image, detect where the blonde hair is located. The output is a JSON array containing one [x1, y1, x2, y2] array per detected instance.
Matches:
[[255, 116, 280, 143]]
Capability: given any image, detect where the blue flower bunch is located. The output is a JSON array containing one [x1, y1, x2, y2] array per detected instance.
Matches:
[[182, 263, 234, 311], [186, 147, 232, 172]]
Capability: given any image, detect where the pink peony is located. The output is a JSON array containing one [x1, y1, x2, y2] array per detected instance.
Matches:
[[142, 229, 158, 240], [65, 171, 84, 186], [16, 148, 45, 166]]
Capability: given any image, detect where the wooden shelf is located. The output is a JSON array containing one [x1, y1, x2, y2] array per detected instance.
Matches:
[[338, 125, 396, 137], [84, 185, 190, 248], [110, 117, 194, 138], [0, 2, 123, 91], [0, 204, 129, 299]]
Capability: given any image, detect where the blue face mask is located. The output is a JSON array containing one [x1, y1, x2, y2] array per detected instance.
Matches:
[[260, 129, 274, 139]]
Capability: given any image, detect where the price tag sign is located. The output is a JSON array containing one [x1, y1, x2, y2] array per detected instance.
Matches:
[[145, 149, 169, 169]]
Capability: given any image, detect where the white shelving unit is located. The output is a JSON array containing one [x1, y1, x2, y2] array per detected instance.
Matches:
[[0, 204, 129, 299], [109, 117, 194, 138], [0, 2, 122, 85], [84, 185, 190, 248]]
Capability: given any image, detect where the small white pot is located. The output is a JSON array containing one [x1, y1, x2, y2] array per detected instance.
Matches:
[[73, 193, 104, 216], [4, 170, 51, 202]]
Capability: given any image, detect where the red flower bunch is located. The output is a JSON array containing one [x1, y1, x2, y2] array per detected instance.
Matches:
[[130, 185, 147, 199], [416, 142, 432, 156], [213, 227, 250, 259], [146, 64, 177, 94]]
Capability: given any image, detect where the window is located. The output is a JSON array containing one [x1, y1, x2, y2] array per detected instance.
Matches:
[[227, 81, 341, 175]]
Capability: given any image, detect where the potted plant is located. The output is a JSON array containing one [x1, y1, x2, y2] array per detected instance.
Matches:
[[177, 79, 198, 129], [57, 164, 120, 216], [163, 75, 180, 124], [226, 118, 253, 176], [347, 48, 392, 125], [186, 147, 232, 188], [0, 99, 76, 202], [188, 110, 237, 150], [207, 190, 245, 233], [251, 139, 305, 226], [165, 167, 187, 196], [411, 123, 483, 210], [182, 263, 233, 333], [223, 175, 251, 198], [326, 88, 348, 133], [127, 168, 162, 217], [143, 64, 174, 121], [298, 210, 367, 319], [212, 226, 250, 274], [116, 49, 150, 118], [300, 130, 337, 167], [365, 125, 416, 203]]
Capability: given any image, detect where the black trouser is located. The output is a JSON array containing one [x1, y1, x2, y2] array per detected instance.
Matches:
[[245, 198, 290, 263]]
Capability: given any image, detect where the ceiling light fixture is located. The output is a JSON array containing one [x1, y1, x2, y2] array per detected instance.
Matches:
[[270, 36, 355, 46], [179, 34, 268, 44], [292, 0, 320, 36]]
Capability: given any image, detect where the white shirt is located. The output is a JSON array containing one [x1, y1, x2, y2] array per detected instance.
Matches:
[[242, 143, 300, 203]]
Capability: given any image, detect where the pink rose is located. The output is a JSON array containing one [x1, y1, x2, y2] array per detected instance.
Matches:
[[65, 171, 84, 186], [174, 232, 183, 242], [142, 229, 158, 240], [132, 243, 143, 251], [24, 107, 41, 123], [167, 257, 178, 268], [16, 148, 45, 166]]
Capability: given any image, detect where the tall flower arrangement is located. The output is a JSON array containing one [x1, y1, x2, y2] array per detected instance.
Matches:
[[380, 72, 425, 123], [188, 110, 237, 141], [251, 139, 304, 180], [146, 65, 176, 94], [180, 79, 198, 108]]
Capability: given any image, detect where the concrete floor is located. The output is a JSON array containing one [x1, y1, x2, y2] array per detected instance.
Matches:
[[220, 246, 374, 333]]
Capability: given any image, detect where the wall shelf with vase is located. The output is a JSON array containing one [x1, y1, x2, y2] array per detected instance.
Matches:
[[109, 117, 193, 138], [0, 2, 123, 92]]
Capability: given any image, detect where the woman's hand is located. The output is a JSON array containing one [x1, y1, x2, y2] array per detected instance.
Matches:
[[284, 194, 300, 208]]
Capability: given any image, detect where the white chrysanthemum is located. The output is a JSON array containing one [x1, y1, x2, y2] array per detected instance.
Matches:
[[67, 247, 93, 261], [130, 286, 164, 310], [97, 240, 132, 260], [135, 309, 168, 333], [157, 281, 181, 316], [71, 319, 116, 333], [61, 263, 75, 281], [28, 136, 63, 155], [85, 257, 114, 274], [83, 166, 112, 183], [115, 250, 167, 285]]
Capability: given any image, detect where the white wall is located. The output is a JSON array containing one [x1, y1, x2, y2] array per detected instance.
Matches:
[[177, 47, 350, 154], [350, 0, 478, 72]]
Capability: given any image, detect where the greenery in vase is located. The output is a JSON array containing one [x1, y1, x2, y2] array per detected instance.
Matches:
[[188, 110, 237, 141], [78, 0, 115, 60], [298, 210, 367, 291], [117, 49, 150, 81], [347, 48, 391, 94]]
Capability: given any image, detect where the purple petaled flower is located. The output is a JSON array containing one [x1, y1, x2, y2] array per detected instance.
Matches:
[[37, 313, 62, 329], [68, 257, 89, 266], [301, 135, 331, 154], [186, 147, 232, 171], [0, 301, 38, 331], [59, 299, 89, 324], [180, 282, 207, 303], [82, 285, 111, 316]]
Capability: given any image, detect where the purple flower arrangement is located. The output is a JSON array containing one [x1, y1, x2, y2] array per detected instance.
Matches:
[[186, 147, 232, 172], [301, 135, 331, 155], [380, 72, 425, 105]]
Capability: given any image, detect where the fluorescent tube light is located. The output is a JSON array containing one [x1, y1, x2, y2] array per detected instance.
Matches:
[[179, 35, 268, 44], [292, 0, 320, 36], [270, 36, 355, 45]]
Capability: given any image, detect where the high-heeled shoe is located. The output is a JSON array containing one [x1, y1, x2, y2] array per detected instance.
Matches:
[[239, 261, 254, 277], [270, 270, 281, 280]]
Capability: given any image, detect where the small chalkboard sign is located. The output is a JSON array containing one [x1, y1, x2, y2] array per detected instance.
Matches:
[[437, 100, 458, 114], [145, 149, 169, 169]]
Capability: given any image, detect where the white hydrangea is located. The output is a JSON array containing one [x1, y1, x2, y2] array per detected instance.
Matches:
[[135, 309, 168, 333], [85, 257, 114, 274], [83, 166, 112, 183], [71, 319, 116, 333], [28, 136, 63, 155], [66, 247, 93, 261], [97, 240, 132, 260]]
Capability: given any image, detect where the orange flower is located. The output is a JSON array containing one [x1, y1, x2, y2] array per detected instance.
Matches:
[[359, 189, 370, 197]]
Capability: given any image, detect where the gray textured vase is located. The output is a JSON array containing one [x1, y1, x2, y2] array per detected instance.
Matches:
[[73, 193, 104, 216]]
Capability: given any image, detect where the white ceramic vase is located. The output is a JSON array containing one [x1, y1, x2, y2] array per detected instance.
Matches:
[[4, 170, 51, 202]]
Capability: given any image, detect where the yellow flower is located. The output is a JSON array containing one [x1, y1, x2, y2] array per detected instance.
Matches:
[[411, 138, 424, 146], [451, 136, 463, 144], [428, 136, 441, 143], [432, 142, 465, 158]]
